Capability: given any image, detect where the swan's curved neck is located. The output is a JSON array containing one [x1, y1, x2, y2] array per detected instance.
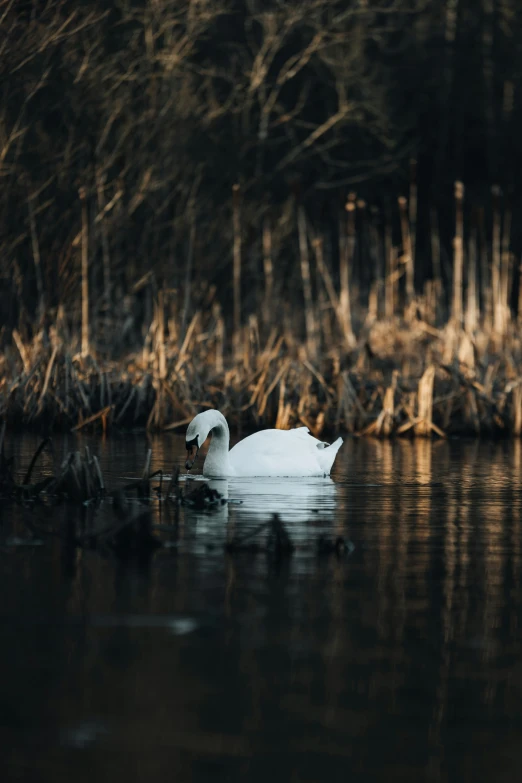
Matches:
[[203, 413, 232, 476]]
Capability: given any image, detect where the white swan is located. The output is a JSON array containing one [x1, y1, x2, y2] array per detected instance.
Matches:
[[185, 409, 343, 477]]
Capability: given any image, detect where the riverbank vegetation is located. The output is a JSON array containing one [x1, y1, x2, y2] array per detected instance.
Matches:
[[1, 1, 522, 437]]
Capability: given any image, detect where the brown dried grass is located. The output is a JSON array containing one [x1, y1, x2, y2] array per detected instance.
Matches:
[[2, 180, 522, 439]]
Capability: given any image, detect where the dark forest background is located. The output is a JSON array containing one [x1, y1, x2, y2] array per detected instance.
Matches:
[[1, 0, 521, 343]]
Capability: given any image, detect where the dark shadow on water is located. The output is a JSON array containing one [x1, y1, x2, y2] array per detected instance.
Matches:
[[2, 434, 522, 782]]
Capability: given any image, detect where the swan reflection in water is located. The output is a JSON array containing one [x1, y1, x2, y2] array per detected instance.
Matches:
[[183, 475, 340, 544]]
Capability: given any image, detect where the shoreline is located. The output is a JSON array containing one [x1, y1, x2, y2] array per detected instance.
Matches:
[[2, 316, 522, 440]]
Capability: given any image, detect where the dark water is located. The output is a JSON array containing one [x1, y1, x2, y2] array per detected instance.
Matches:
[[2, 434, 522, 782]]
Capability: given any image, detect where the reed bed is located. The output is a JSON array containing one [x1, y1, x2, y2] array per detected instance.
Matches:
[[2, 180, 522, 439]]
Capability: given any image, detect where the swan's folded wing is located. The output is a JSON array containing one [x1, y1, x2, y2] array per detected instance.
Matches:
[[229, 428, 307, 459], [228, 427, 342, 477], [229, 427, 315, 457]]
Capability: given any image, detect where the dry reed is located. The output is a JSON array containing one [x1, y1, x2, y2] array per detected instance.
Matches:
[[2, 182, 522, 439]]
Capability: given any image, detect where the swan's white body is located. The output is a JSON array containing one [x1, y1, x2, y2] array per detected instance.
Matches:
[[185, 410, 343, 478]]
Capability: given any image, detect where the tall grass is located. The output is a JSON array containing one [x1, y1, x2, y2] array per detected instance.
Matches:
[[2, 179, 522, 438]]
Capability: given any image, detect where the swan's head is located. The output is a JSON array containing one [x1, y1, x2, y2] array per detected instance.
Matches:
[[185, 413, 212, 471]]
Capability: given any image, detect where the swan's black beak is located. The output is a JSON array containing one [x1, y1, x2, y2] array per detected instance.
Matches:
[[185, 436, 199, 471], [185, 447, 198, 470]]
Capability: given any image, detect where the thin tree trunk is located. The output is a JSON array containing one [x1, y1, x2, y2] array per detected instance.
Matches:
[[398, 196, 414, 309], [232, 184, 241, 340], [384, 217, 394, 319], [477, 207, 491, 330], [27, 190, 45, 323], [409, 158, 417, 272], [492, 186, 502, 334], [180, 213, 195, 344], [501, 198, 512, 333], [452, 181, 464, 325], [96, 171, 111, 304], [428, 208, 440, 281], [262, 213, 274, 326], [297, 206, 317, 356], [79, 187, 89, 357], [340, 196, 356, 348], [466, 228, 478, 333], [158, 290, 166, 378], [518, 260, 522, 326]]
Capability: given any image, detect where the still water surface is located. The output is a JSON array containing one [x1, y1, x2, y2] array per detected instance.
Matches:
[[2, 434, 522, 782]]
